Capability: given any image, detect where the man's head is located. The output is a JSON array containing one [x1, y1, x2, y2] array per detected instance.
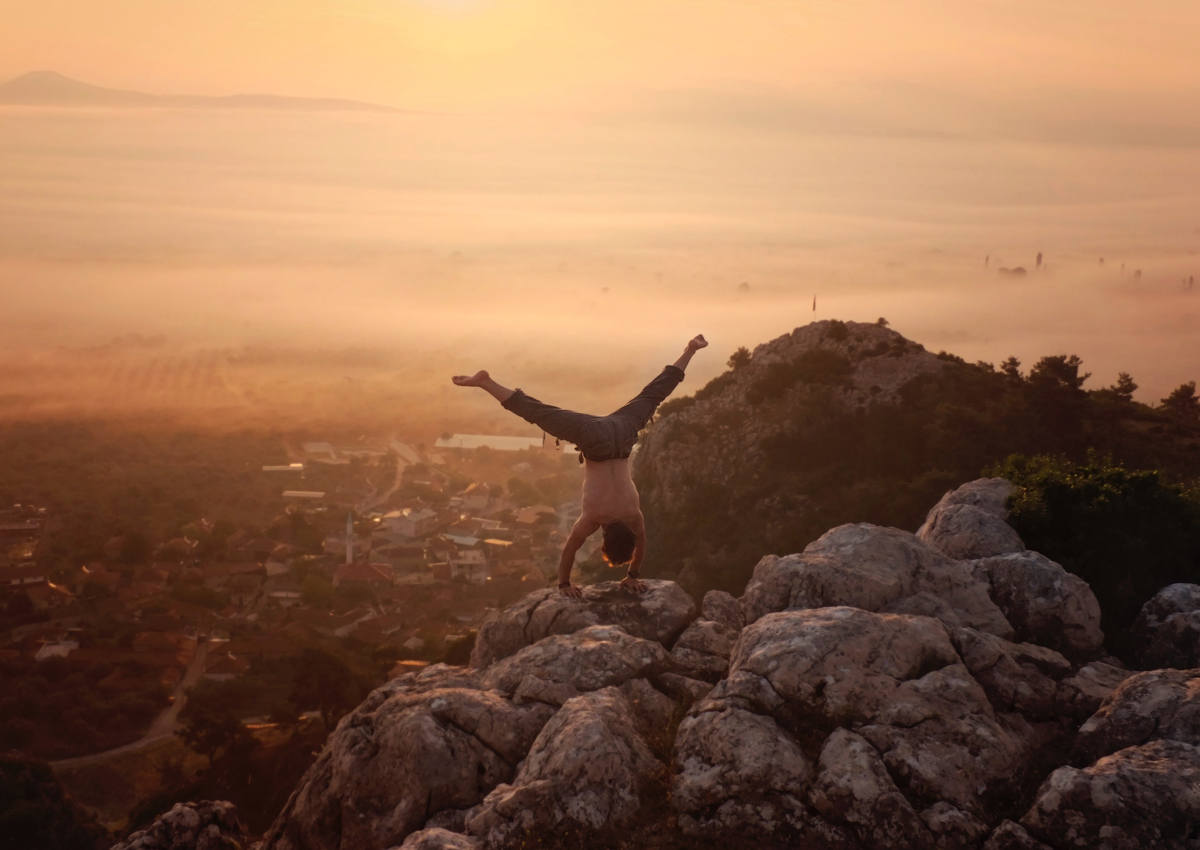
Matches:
[[601, 521, 637, 567]]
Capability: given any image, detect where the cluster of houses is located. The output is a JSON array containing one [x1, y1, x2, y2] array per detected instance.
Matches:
[[1, 437, 583, 709]]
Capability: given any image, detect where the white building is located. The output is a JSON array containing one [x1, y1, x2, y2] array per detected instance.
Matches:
[[449, 549, 489, 584], [381, 508, 439, 539]]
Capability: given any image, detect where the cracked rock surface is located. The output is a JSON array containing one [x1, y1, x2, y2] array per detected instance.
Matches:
[[469, 580, 695, 668], [113, 801, 244, 850], [264, 476, 1192, 850]]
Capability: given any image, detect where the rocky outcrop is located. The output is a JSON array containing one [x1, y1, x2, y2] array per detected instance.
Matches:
[[669, 590, 743, 682], [672, 607, 1036, 844], [969, 551, 1103, 662], [918, 478, 1023, 560], [469, 580, 695, 668], [266, 476, 1189, 850], [114, 802, 244, 850], [266, 683, 555, 850], [464, 689, 661, 848], [742, 523, 1015, 637], [1131, 582, 1200, 669], [993, 668, 1200, 850], [398, 829, 480, 850]]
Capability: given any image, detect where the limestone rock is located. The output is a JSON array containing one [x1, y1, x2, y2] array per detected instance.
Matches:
[[922, 477, 1013, 523], [1132, 582, 1200, 634], [742, 523, 1014, 639], [618, 677, 680, 733], [970, 551, 1103, 661], [396, 829, 480, 850], [1143, 611, 1200, 670], [918, 801, 990, 850], [1020, 740, 1200, 850], [655, 671, 715, 704], [685, 607, 1034, 834], [918, 503, 1024, 561], [480, 624, 670, 696], [701, 589, 744, 632], [1133, 584, 1200, 668], [470, 580, 696, 668], [673, 705, 813, 838], [265, 688, 555, 850], [809, 728, 933, 850], [465, 689, 660, 847], [1054, 661, 1133, 719], [949, 628, 1069, 720], [981, 820, 1052, 850], [669, 617, 738, 682], [114, 801, 244, 850], [1072, 668, 1200, 764]]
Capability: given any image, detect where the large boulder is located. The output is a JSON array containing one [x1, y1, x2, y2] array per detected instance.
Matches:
[[970, 551, 1104, 662], [1006, 669, 1200, 849], [465, 689, 661, 848], [1071, 668, 1200, 764], [265, 686, 554, 850], [1131, 583, 1200, 669], [1019, 740, 1200, 850], [742, 523, 1014, 640], [918, 479, 1023, 560], [673, 705, 814, 838], [672, 607, 1037, 843], [479, 624, 671, 696], [470, 580, 696, 668], [397, 829, 480, 850], [114, 801, 244, 850], [669, 591, 745, 682]]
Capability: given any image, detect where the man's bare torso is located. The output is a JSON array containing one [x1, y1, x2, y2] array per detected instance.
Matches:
[[580, 456, 641, 526]]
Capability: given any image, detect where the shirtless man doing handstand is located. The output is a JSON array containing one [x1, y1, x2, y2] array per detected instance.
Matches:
[[453, 335, 708, 598]]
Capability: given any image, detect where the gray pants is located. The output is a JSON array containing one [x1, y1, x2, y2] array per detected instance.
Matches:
[[501, 365, 684, 462]]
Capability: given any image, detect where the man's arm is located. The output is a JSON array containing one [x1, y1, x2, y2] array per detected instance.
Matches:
[[619, 517, 648, 593], [558, 516, 599, 598], [672, 335, 709, 374]]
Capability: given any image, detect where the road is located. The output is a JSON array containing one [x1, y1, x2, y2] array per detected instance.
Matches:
[[51, 641, 209, 770]]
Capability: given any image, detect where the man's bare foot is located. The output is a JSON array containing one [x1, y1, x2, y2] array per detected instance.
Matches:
[[687, 335, 709, 351], [452, 370, 490, 387]]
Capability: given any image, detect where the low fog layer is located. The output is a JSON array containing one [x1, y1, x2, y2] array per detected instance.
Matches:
[[1, 95, 1198, 437]]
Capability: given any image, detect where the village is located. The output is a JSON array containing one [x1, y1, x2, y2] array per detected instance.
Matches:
[[0, 433, 592, 761]]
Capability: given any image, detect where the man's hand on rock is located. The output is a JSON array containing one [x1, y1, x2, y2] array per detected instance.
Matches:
[[558, 583, 583, 599], [619, 575, 647, 594]]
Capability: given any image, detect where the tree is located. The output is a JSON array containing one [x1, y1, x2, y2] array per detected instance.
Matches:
[[1111, 372, 1138, 403], [178, 708, 243, 765], [1000, 357, 1022, 381], [1028, 355, 1090, 393], [1162, 381, 1199, 420], [289, 648, 371, 733], [727, 347, 752, 371]]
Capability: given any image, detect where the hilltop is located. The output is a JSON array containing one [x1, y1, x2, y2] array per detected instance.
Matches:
[[633, 319, 1200, 601]]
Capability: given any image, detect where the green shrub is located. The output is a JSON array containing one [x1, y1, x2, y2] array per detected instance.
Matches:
[[990, 452, 1200, 659]]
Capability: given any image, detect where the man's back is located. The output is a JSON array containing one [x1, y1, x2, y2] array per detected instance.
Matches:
[[581, 457, 640, 525]]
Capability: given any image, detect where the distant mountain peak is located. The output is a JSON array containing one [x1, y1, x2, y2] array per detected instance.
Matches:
[[0, 71, 403, 113]]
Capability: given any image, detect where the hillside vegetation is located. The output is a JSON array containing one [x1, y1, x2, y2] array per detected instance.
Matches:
[[634, 321, 1200, 631]]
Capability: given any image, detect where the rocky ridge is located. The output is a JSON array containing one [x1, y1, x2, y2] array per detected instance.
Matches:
[[134, 477, 1199, 850]]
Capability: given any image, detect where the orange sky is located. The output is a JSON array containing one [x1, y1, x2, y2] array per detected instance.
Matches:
[[2, 1, 1200, 424], [4, 1, 1200, 111]]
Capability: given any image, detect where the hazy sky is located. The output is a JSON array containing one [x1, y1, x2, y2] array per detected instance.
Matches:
[[1, 1, 1199, 433]]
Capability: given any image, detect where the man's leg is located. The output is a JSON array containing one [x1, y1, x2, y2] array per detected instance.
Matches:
[[607, 366, 685, 428], [452, 370, 593, 445]]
